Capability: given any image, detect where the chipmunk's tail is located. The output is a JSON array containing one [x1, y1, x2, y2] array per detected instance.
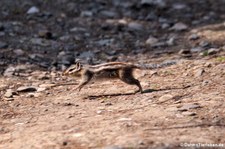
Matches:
[[136, 60, 177, 69]]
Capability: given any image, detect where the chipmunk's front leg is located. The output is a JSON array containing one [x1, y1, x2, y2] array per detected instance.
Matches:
[[75, 70, 93, 91]]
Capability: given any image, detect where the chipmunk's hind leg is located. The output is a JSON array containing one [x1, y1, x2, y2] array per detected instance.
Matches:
[[119, 68, 143, 93]]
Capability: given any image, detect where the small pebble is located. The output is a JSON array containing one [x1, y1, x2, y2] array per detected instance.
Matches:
[[17, 86, 37, 92], [27, 6, 40, 14], [171, 22, 188, 31]]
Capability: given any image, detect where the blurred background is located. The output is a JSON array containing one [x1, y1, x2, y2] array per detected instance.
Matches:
[[0, 0, 225, 74]]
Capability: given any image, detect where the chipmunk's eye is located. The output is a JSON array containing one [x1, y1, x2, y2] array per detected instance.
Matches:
[[68, 69, 74, 72]]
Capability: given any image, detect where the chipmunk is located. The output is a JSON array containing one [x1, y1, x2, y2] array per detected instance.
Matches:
[[63, 61, 176, 93]]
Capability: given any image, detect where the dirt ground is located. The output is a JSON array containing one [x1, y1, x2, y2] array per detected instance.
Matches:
[[0, 0, 225, 149]]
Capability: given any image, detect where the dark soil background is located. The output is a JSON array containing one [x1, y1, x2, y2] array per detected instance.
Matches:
[[0, 0, 224, 71]]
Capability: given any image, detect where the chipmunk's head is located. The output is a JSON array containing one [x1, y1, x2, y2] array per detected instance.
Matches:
[[63, 62, 83, 77]]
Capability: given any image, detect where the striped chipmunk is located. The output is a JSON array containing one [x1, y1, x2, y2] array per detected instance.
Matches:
[[62, 61, 176, 93]]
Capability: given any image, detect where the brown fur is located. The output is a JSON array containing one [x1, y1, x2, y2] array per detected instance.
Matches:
[[63, 62, 143, 93]]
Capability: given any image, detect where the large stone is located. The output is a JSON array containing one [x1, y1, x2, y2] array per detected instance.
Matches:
[[17, 86, 37, 92]]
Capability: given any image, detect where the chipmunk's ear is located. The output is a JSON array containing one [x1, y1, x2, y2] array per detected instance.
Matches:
[[76, 62, 81, 70]]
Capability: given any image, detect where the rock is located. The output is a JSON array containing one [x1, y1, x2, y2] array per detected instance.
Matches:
[[70, 27, 87, 33], [204, 62, 212, 67], [145, 36, 159, 46], [59, 35, 71, 42], [37, 73, 49, 80], [141, 0, 167, 8], [26, 93, 35, 98], [96, 39, 114, 46], [199, 41, 210, 48], [4, 89, 16, 98], [28, 53, 46, 62], [3, 66, 16, 76], [158, 94, 173, 102], [221, 45, 225, 51], [26, 92, 41, 98], [161, 23, 170, 29], [100, 10, 118, 18], [37, 87, 47, 92], [66, 2, 76, 12], [59, 55, 75, 65], [30, 38, 51, 47], [0, 32, 5, 37], [192, 20, 201, 25], [150, 41, 167, 48], [103, 146, 122, 149], [188, 34, 199, 40], [166, 107, 178, 112], [0, 84, 8, 90], [190, 47, 204, 53], [13, 49, 25, 56], [113, 1, 134, 8], [178, 103, 201, 111], [117, 118, 132, 121], [145, 12, 157, 21], [170, 22, 188, 31], [62, 103, 75, 106], [172, 3, 188, 10], [105, 102, 112, 106], [199, 51, 208, 56], [128, 22, 143, 31], [4, 65, 34, 77], [64, 44, 77, 51], [97, 110, 104, 114], [202, 80, 210, 86], [179, 49, 191, 55], [78, 51, 95, 60], [17, 86, 37, 92], [57, 51, 75, 65], [5, 98, 14, 101], [166, 37, 175, 46], [181, 111, 196, 116], [207, 48, 220, 55], [105, 50, 117, 56], [0, 41, 8, 48], [27, 6, 40, 14], [38, 30, 52, 39], [80, 11, 93, 17], [194, 69, 205, 77]]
